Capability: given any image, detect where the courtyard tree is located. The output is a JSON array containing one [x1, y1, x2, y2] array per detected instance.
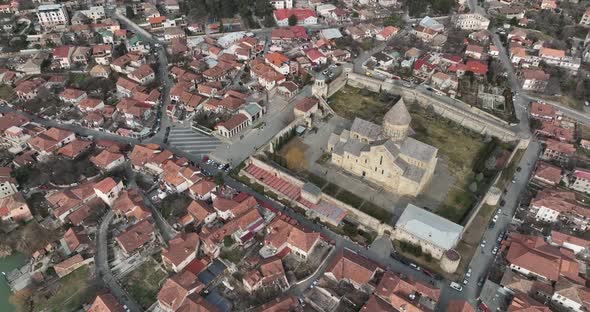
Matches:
[[288, 14, 298, 26]]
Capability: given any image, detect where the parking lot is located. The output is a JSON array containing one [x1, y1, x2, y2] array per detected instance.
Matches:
[[167, 127, 222, 157]]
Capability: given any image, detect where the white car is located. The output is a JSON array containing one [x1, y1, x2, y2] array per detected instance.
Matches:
[[480, 240, 486, 248], [466, 268, 472, 278], [450, 282, 463, 292], [492, 215, 499, 223], [492, 247, 499, 255]]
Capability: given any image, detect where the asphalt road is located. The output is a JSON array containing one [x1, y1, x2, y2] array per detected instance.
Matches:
[[96, 210, 143, 312]]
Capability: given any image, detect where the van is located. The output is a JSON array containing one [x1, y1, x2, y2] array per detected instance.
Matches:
[[450, 282, 463, 292]]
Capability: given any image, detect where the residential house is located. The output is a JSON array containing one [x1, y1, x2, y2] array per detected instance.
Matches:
[[273, 9, 317, 26], [157, 270, 207, 312], [0, 193, 33, 223], [533, 161, 562, 185], [519, 69, 550, 92], [263, 217, 320, 259], [162, 233, 200, 272], [93, 177, 123, 207], [572, 169, 590, 194], [115, 220, 156, 257], [324, 248, 381, 291], [542, 139, 576, 164]]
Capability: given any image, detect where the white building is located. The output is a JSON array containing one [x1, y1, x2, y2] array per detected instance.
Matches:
[[551, 283, 590, 312], [393, 204, 463, 260], [93, 177, 124, 207], [572, 169, 590, 194], [37, 4, 69, 30], [270, 0, 293, 9], [453, 13, 490, 30], [80, 6, 105, 22]]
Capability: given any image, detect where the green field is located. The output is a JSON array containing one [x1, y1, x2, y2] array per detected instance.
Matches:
[[328, 85, 398, 124], [31, 265, 97, 312]]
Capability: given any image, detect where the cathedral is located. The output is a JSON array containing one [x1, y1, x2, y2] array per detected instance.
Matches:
[[327, 98, 438, 197]]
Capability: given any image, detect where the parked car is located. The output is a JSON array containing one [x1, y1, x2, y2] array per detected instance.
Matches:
[[466, 268, 472, 278], [478, 277, 485, 287], [480, 240, 486, 248], [492, 247, 499, 255], [409, 263, 421, 271], [450, 282, 463, 292]]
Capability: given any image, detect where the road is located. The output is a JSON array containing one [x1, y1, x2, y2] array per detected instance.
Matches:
[[96, 210, 143, 312]]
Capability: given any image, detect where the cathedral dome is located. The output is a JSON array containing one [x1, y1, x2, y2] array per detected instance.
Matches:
[[384, 98, 411, 126]]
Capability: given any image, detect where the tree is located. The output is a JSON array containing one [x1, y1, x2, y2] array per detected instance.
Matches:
[[223, 235, 235, 247], [384, 13, 404, 28], [288, 14, 298, 26]]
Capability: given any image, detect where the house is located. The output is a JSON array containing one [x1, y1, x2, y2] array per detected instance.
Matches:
[[88, 293, 125, 312], [244, 257, 289, 293], [46, 183, 97, 222], [116, 77, 140, 98], [265, 52, 290, 75], [305, 48, 327, 64], [157, 270, 207, 312], [504, 232, 584, 283], [216, 114, 250, 138], [182, 200, 217, 226], [52, 46, 74, 69], [91, 150, 125, 171], [59, 88, 87, 104], [89, 65, 111, 78], [0, 168, 17, 199], [572, 169, 590, 194], [262, 217, 320, 259], [393, 204, 463, 260], [164, 27, 185, 41], [0, 193, 33, 223], [56, 139, 93, 159], [374, 271, 440, 311], [325, 248, 381, 291], [128, 64, 155, 85], [530, 189, 590, 231], [551, 280, 590, 311], [541, 0, 557, 9], [276, 81, 299, 98], [542, 139, 576, 164], [270, 0, 293, 9], [519, 69, 550, 92], [376, 26, 398, 41], [93, 177, 123, 207], [28, 128, 75, 156], [249, 59, 286, 89], [14, 78, 44, 101], [273, 9, 317, 26], [162, 233, 200, 272], [54, 254, 89, 278], [60, 226, 90, 255], [465, 44, 484, 60], [188, 180, 217, 201], [72, 47, 91, 65], [115, 220, 156, 257], [294, 97, 319, 118], [112, 189, 151, 223], [530, 102, 557, 120], [37, 4, 69, 29], [453, 13, 490, 30], [549, 231, 589, 255], [77, 98, 105, 112], [533, 161, 562, 185]]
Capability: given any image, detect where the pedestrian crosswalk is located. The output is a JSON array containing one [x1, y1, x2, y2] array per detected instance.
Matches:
[[167, 128, 221, 157]]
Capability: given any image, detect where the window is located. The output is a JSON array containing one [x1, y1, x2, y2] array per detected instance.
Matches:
[[380, 156, 383, 165]]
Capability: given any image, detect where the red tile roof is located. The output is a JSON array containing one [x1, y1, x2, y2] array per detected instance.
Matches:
[[326, 249, 379, 286], [115, 220, 154, 254]]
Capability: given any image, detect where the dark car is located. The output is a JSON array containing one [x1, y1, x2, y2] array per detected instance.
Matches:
[[478, 277, 485, 287], [516, 166, 522, 172], [500, 200, 506, 207]]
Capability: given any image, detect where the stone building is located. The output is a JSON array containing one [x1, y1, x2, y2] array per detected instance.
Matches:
[[327, 99, 438, 196]]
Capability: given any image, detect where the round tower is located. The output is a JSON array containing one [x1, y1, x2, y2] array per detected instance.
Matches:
[[440, 249, 461, 274], [383, 98, 411, 141], [312, 73, 328, 98]]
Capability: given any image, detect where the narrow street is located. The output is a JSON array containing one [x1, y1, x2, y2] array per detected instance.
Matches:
[[96, 210, 142, 312]]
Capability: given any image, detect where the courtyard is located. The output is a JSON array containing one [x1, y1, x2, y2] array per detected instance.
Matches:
[[319, 86, 503, 224], [120, 256, 168, 309]]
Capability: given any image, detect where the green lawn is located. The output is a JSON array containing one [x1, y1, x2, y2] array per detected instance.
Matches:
[[410, 105, 494, 223], [328, 85, 398, 124], [31, 265, 97, 312], [122, 258, 168, 309]]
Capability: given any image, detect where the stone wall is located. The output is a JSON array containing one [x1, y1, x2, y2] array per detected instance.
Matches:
[[242, 157, 395, 235], [339, 73, 521, 143]]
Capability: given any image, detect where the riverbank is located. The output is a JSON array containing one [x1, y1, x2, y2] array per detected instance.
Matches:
[[0, 253, 27, 312]]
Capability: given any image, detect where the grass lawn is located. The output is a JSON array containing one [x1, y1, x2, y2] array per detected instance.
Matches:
[[122, 257, 168, 309], [328, 85, 398, 124], [0, 85, 14, 100], [410, 105, 491, 223], [31, 265, 97, 312]]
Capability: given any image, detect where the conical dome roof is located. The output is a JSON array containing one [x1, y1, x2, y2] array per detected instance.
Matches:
[[384, 98, 411, 126]]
